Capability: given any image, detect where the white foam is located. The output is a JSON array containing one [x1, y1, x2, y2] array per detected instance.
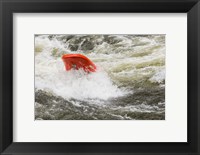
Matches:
[[111, 103, 164, 113], [35, 58, 127, 101], [35, 35, 69, 54], [149, 69, 165, 84]]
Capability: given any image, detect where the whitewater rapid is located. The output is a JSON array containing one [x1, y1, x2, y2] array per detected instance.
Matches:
[[35, 34, 165, 120], [35, 36, 129, 101]]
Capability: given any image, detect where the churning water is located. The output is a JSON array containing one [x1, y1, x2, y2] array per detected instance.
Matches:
[[35, 34, 165, 120]]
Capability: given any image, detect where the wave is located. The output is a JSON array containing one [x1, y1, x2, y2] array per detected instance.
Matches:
[[35, 34, 165, 119], [35, 58, 128, 100]]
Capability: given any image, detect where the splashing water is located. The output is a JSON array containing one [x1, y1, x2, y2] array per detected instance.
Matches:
[[35, 59, 128, 100], [35, 34, 165, 120]]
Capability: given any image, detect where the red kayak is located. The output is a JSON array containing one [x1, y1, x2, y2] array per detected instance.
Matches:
[[62, 54, 96, 72]]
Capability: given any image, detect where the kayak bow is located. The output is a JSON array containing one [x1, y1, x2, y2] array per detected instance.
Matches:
[[62, 54, 96, 72]]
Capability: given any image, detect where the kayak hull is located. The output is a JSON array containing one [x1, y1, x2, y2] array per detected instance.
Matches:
[[62, 54, 96, 72]]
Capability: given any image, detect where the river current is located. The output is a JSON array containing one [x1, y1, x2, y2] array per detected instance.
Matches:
[[35, 34, 165, 120]]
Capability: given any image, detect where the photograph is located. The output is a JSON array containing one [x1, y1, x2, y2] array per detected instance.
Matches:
[[35, 34, 165, 120]]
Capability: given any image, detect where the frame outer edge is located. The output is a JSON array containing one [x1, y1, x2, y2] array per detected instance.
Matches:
[[188, 1, 200, 153], [0, 0, 3, 153], [1, 0, 13, 154], [198, 1, 200, 154], [0, 0, 200, 155], [1, 0, 199, 2]]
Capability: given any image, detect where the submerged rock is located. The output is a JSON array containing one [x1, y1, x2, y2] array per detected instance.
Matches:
[[68, 44, 79, 51], [48, 35, 56, 40], [103, 35, 122, 44], [68, 37, 82, 44], [56, 35, 74, 42], [80, 39, 95, 51]]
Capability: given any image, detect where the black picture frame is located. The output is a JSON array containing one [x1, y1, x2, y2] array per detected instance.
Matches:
[[0, 0, 200, 154]]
